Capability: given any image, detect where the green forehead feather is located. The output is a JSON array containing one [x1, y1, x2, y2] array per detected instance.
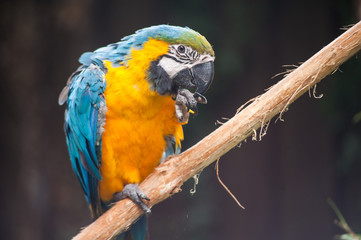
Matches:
[[158, 29, 214, 56]]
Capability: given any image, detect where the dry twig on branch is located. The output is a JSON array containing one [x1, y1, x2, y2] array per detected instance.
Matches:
[[73, 21, 361, 240]]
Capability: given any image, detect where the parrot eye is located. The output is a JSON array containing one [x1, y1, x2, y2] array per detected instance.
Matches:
[[177, 45, 186, 53]]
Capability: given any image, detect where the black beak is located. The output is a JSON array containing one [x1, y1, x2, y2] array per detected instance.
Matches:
[[192, 61, 214, 95], [173, 61, 214, 96]]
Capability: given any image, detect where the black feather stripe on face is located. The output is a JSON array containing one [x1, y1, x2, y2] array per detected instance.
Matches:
[[147, 59, 177, 95], [169, 44, 200, 64]]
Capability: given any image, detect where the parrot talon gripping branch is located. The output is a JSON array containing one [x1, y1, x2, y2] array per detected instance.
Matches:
[[59, 25, 214, 240], [113, 184, 151, 215]]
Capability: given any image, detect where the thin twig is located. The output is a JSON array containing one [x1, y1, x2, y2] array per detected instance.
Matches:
[[216, 158, 245, 209]]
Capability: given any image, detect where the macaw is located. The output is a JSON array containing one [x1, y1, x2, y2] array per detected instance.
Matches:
[[59, 25, 214, 240]]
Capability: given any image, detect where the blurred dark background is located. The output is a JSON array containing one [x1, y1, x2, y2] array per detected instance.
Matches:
[[1, 0, 361, 239]]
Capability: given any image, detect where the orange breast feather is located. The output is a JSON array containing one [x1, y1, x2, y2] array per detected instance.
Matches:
[[99, 39, 184, 202]]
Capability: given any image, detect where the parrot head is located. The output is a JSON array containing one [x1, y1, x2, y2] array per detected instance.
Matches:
[[144, 25, 215, 100]]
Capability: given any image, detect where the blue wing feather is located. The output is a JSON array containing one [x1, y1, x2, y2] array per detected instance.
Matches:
[[63, 63, 106, 218]]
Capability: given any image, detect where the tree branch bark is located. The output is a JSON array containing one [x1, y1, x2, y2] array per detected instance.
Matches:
[[73, 21, 361, 240]]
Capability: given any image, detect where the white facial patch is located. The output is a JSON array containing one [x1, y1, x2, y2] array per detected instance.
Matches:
[[158, 52, 215, 79], [158, 57, 187, 79]]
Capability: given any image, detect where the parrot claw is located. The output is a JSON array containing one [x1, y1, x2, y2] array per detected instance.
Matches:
[[193, 92, 208, 104], [175, 88, 201, 123], [114, 184, 151, 214], [175, 95, 190, 123]]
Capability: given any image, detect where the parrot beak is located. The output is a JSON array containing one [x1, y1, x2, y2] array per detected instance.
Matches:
[[173, 61, 214, 99], [192, 61, 214, 96]]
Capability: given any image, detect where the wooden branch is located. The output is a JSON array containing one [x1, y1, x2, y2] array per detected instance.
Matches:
[[73, 21, 361, 240]]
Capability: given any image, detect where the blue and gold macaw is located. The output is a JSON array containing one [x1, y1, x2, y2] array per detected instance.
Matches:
[[59, 25, 214, 239]]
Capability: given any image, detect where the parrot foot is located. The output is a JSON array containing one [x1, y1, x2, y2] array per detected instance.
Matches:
[[114, 184, 151, 214], [175, 89, 207, 123]]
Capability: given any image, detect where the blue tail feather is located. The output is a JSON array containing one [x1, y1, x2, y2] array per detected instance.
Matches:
[[116, 215, 147, 240]]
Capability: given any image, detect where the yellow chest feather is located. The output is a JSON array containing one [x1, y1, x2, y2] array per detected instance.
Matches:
[[99, 39, 184, 201]]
